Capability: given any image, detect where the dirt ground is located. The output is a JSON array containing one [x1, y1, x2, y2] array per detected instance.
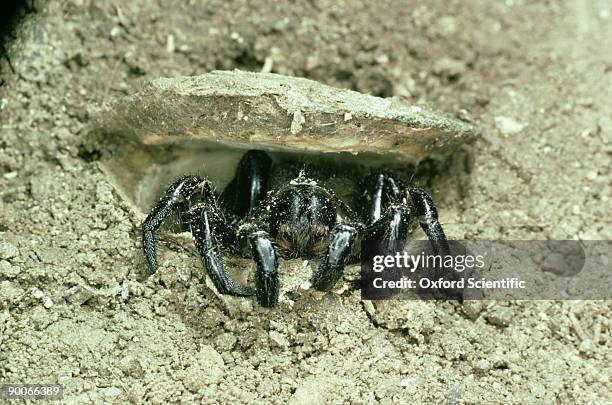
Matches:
[[0, 0, 610, 404]]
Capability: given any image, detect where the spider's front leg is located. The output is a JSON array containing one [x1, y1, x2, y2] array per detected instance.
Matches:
[[408, 187, 450, 256], [363, 174, 449, 254], [142, 175, 254, 296], [188, 188, 255, 297], [221, 150, 272, 220], [312, 224, 358, 291], [142, 175, 206, 274], [361, 174, 410, 240], [248, 230, 279, 307]]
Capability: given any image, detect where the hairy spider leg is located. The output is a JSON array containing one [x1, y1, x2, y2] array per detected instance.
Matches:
[[188, 189, 256, 297], [249, 230, 279, 307], [312, 224, 358, 291], [142, 175, 206, 274], [221, 150, 272, 222]]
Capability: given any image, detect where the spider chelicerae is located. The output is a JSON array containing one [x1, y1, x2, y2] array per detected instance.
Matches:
[[142, 150, 448, 307]]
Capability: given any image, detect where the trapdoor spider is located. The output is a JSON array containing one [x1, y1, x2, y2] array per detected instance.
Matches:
[[142, 150, 448, 306]]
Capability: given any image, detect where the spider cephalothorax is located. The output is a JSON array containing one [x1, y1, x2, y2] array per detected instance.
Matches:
[[142, 150, 448, 307]]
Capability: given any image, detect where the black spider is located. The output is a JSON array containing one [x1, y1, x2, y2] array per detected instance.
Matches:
[[142, 150, 448, 307]]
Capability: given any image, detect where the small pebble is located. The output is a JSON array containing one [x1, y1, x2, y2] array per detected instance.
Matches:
[[269, 330, 290, 348], [43, 297, 54, 309], [432, 57, 466, 79], [166, 34, 175, 53], [0, 241, 19, 260], [102, 387, 122, 398], [495, 116, 526, 135]]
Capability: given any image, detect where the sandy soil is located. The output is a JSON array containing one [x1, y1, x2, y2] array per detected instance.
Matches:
[[0, 0, 610, 403]]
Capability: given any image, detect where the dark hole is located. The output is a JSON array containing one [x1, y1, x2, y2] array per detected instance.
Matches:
[[233, 49, 262, 72], [77, 144, 101, 162]]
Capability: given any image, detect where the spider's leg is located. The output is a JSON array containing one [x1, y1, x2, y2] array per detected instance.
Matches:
[[248, 230, 279, 307], [408, 187, 450, 256], [367, 173, 385, 223], [189, 198, 256, 297], [363, 203, 410, 241], [221, 150, 272, 219], [368, 177, 449, 252], [312, 224, 357, 291], [142, 175, 205, 274], [409, 187, 462, 300], [385, 176, 402, 200], [364, 173, 403, 224]]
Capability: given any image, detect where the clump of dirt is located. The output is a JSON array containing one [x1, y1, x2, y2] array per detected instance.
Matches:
[[0, 0, 610, 403]]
